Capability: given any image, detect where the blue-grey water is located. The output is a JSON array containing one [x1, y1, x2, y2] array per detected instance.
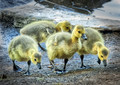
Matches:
[[92, 0, 120, 20]]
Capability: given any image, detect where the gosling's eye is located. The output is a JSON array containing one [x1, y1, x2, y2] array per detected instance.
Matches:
[[101, 56, 103, 58], [66, 27, 69, 29], [34, 59, 37, 61], [78, 31, 81, 33]]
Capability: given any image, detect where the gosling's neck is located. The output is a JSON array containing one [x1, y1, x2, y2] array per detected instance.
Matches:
[[55, 23, 62, 32], [93, 42, 104, 54], [71, 34, 78, 43]]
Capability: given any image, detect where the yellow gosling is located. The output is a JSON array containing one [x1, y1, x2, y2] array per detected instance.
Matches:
[[20, 20, 72, 51], [77, 28, 109, 68], [8, 35, 42, 75], [46, 25, 87, 73]]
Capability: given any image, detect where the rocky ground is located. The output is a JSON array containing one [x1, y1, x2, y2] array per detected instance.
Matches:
[[0, 0, 120, 85]]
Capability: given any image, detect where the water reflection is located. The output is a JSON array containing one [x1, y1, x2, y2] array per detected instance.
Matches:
[[37, 0, 111, 14], [92, 0, 120, 20]]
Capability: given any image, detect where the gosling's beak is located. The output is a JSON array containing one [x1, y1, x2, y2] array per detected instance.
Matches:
[[68, 30, 72, 33], [103, 60, 107, 67], [37, 62, 41, 69], [82, 34, 87, 40], [97, 57, 101, 64]]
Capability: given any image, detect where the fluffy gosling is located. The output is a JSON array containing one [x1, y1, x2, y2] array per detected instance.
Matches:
[[20, 20, 72, 51], [8, 35, 42, 75], [46, 25, 87, 73], [78, 28, 109, 68]]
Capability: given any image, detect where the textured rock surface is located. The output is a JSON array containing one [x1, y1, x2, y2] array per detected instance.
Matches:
[[0, 1, 53, 28], [39, 0, 110, 12], [0, 0, 33, 10]]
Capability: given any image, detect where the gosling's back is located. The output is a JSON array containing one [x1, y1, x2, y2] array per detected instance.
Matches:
[[20, 21, 56, 42], [8, 35, 38, 61], [46, 32, 79, 59], [46, 32, 71, 46], [79, 28, 104, 54]]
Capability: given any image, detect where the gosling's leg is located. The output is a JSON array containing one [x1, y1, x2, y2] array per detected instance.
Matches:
[[63, 59, 68, 72], [55, 59, 68, 74], [80, 55, 86, 68], [24, 60, 31, 75], [49, 60, 61, 72], [47, 60, 55, 68], [38, 43, 46, 51], [49, 60, 56, 71], [49, 60, 54, 69], [12, 60, 22, 72], [80, 55, 91, 69]]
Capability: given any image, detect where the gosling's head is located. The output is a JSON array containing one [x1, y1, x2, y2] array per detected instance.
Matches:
[[58, 21, 72, 33], [73, 25, 87, 40], [98, 46, 109, 67], [31, 52, 42, 69]]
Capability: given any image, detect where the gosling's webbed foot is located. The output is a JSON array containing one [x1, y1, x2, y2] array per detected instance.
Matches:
[[55, 68, 62, 71], [24, 71, 30, 75], [80, 65, 91, 69], [81, 64, 86, 68], [13, 65, 22, 72], [55, 70, 66, 74], [53, 68, 65, 74]]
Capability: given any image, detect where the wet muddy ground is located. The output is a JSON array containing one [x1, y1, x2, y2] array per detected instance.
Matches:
[[0, 23, 120, 85]]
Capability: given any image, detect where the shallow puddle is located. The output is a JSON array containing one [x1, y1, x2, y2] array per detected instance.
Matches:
[[92, 0, 120, 20]]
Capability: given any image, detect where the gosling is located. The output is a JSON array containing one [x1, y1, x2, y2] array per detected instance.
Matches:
[[46, 25, 87, 73], [20, 20, 72, 51], [77, 28, 109, 68], [8, 35, 42, 75]]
